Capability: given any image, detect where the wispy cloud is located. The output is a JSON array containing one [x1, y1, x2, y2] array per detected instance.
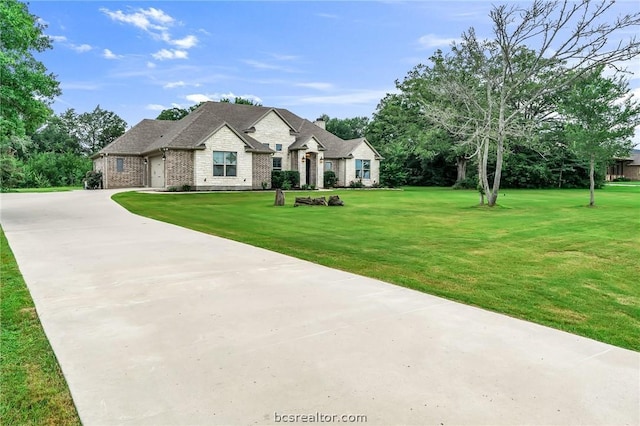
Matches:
[[146, 104, 166, 111], [100, 7, 174, 32], [163, 81, 188, 89], [417, 34, 460, 49], [50, 35, 68, 43], [242, 59, 296, 73], [152, 49, 188, 60], [295, 82, 334, 91], [61, 82, 101, 91], [287, 89, 394, 106], [101, 6, 199, 57], [316, 13, 339, 19], [71, 43, 93, 53]]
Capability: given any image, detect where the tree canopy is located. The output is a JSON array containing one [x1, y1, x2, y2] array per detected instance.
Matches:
[[0, 0, 60, 139]]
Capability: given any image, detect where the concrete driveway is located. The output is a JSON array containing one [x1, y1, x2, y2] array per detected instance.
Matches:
[[1, 189, 638, 426]]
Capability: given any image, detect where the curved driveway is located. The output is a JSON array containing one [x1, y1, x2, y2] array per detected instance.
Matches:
[[1, 189, 638, 425]]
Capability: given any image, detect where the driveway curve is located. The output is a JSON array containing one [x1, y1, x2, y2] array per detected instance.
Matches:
[[1, 189, 638, 425]]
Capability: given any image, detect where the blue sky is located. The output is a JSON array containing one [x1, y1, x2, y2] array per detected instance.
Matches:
[[31, 1, 639, 144]]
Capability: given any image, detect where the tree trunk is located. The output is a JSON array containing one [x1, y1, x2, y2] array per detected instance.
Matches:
[[481, 137, 491, 205], [488, 137, 504, 207], [456, 157, 467, 182], [477, 155, 485, 205], [589, 154, 595, 207], [274, 189, 285, 206]]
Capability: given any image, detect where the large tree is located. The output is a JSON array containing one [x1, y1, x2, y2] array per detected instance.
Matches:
[[0, 0, 60, 138], [557, 66, 640, 206], [320, 114, 370, 140], [425, 0, 640, 206], [66, 106, 127, 155]]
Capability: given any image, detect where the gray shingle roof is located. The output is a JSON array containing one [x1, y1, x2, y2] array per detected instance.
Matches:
[[93, 119, 173, 157], [95, 102, 381, 159]]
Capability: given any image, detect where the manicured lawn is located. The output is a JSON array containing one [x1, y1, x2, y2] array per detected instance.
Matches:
[[113, 187, 640, 351], [1, 228, 80, 425]]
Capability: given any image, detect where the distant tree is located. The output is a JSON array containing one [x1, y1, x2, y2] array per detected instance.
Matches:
[[0, 0, 60, 138], [320, 114, 369, 140], [65, 106, 127, 155], [30, 115, 82, 155], [156, 107, 189, 121], [220, 97, 262, 106], [557, 67, 640, 206]]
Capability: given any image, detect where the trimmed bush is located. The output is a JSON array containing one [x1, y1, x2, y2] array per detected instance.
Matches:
[[324, 170, 337, 188], [271, 170, 300, 189]]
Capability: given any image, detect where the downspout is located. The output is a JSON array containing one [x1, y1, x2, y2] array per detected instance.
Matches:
[[103, 153, 109, 189]]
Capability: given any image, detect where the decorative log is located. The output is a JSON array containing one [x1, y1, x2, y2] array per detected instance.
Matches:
[[294, 196, 327, 207], [274, 189, 285, 206], [328, 195, 344, 206]]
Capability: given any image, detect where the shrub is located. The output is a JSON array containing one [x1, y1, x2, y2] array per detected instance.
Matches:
[[324, 170, 337, 188], [612, 176, 631, 182], [349, 179, 365, 188], [84, 171, 102, 189], [180, 184, 192, 192], [452, 175, 478, 190], [271, 170, 300, 189], [166, 186, 179, 192]]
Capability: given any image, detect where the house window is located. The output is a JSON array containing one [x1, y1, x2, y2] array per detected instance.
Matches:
[[324, 161, 333, 171], [273, 157, 282, 170], [116, 158, 124, 172], [276, 144, 282, 152], [355, 159, 370, 179], [213, 151, 237, 177]]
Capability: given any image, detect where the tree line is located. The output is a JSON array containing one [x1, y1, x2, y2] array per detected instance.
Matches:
[[0, 0, 127, 189], [2, 0, 639, 205]]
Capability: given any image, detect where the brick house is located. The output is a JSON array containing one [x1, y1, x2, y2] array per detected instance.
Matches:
[[92, 102, 382, 190], [606, 150, 640, 181]]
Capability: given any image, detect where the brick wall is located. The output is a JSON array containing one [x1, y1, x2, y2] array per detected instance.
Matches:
[[165, 150, 194, 188], [252, 153, 272, 189], [102, 156, 144, 188]]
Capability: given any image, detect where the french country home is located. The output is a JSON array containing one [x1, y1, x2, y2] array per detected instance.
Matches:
[[92, 102, 382, 190]]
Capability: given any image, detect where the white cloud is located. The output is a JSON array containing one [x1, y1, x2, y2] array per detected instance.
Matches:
[[147, 61, 157, 69], [170, 35, 198, 49], [417, 34, 460, 49], [103, 49, 122, 59], [71, 44, 93, 53], [50, 35, 67, 43], [185, 93, 212, 103], [101, 7, 198, 52], [146, 104, 166, 111], [164, 81, 186, 89], [295, 82, 334, 91], [316, 13, 339, 19], [152, 49, 188, 60], [100, 7, 174, 32]]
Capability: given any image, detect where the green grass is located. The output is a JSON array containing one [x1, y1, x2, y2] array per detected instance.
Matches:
[[1, 227, 81, 425], [1, 186, 81, 193], [113, 187, 640, 351]]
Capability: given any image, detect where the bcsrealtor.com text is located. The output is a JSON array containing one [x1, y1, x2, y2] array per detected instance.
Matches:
[[274, 412, 367, 423]]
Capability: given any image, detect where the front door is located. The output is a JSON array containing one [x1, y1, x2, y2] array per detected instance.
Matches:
[[150, 156, 164, 188]]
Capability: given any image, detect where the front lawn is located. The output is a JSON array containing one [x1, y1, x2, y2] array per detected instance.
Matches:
[[113, 187, 640, 351]]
